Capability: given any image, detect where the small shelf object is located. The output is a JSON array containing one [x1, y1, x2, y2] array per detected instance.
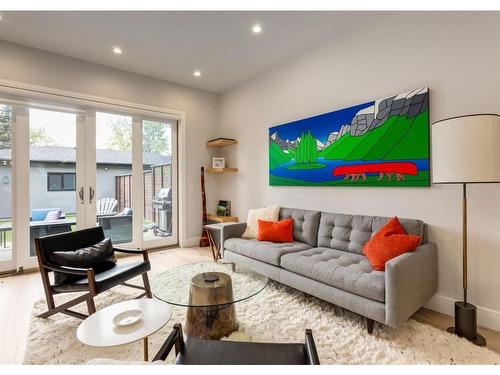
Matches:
[[206, 138, 238, 148], [207, 214, 239, 223], [207, 167, 238, 173]]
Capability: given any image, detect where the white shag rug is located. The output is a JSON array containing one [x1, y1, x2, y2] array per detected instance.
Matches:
[[24, 267, 500, 365]]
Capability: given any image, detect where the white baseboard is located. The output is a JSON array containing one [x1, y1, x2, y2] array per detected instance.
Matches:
[[182, 236, 200, 248], [425, 294, 500, 332]]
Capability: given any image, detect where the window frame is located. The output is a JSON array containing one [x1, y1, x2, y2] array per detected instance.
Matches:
[[47, 172, 76, 192]]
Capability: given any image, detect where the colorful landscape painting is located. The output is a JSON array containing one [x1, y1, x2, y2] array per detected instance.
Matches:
[[269, 88, 430, 187]]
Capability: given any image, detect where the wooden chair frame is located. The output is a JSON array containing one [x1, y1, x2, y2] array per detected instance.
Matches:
[[35, 240, 152, 320], [153, 323, 320, 365]]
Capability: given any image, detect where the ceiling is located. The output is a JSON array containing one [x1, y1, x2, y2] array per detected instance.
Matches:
[[0, 11, 370, 93]]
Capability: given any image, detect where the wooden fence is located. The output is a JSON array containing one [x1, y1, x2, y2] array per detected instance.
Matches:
[[115, 163, 171, 222]]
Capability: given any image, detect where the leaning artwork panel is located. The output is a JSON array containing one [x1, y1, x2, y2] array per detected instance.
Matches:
[[269, 88, 430, 187]]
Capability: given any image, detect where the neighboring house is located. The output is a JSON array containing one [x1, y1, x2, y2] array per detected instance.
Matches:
[[0, 146, 170, 219]]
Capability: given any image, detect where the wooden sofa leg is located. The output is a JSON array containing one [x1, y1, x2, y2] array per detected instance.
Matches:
[[367, 318, 374, 334]]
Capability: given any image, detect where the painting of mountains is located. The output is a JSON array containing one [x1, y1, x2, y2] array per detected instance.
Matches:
[[269, 88, 430, 187]]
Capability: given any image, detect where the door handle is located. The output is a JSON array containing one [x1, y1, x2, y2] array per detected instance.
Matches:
[[79, 187, 85, 204], [89, 186, 95, 204]]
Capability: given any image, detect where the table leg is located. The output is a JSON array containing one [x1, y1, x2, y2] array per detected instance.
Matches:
[[143, 337, 148, 361], [214, 235, 222, 261], [207, 230, 217, 261]]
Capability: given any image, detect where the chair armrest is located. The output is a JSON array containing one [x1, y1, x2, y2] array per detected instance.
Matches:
[[218, 222, 247, 258], [304, 329, 320, 365], [152, 323, 184, 361], [113, 246, 149, 261], [43, 263, 91, 276], [113, 246, 146, 254], [43, 263, 98, 294], [221, 222, 247, 243], [385, 242, 438, 327]]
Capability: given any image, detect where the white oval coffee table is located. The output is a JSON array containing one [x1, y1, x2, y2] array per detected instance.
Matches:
[[77, 299, 172, 361]]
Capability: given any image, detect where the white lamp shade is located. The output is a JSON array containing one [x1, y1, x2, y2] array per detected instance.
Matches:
[[432, 114, 500, 183]]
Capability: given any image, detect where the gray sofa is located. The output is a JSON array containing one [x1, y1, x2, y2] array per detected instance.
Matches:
[[221, 208, 437, 333]]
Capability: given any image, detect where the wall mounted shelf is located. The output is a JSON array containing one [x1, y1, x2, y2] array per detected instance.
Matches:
[[207, 167, 238, 173], [207, 214, 239, 223], [206, 138, 238, 147]]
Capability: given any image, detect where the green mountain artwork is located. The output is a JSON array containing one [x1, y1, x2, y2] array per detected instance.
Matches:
[[268, 88, 430, 187]]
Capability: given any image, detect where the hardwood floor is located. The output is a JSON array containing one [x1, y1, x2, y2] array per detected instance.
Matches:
[[413, 307, 500, 354], [1, 246, 499, 364], [0, 246, 212, 364]]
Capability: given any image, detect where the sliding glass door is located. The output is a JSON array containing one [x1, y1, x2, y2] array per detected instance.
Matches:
[[0, 97, 178, 272], [94, 111, 134, 245], [27, 108, 80, 262], [141, 118, 177, 248], [90, 113, 178, 248], [0, 104, 14, 272], [0, 103, 86, 271]]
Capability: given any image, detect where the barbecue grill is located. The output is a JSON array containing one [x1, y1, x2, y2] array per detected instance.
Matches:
[[152, 188, 172, 236]]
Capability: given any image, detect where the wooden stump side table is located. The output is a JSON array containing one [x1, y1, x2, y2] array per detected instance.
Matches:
[[185, 272, 238, 339], [151, 262, 268, 340]]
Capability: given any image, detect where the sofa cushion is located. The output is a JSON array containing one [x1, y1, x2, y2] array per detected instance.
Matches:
[[45, 210, 62, 221], [242, 205, 280, 239], [257, 218, 294, 243], [279, 208, 321, 247], [280, 247, 385, 302], [52, 260, 151, 293], [32, 208, 62, 221], [224, 238, 312, 266], [317, 212, 424, 255], [363, 217, 422, 271]]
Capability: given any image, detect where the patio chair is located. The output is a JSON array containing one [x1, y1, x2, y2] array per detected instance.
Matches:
[[96, 198, 118, 216], [153, 323, 320, 365], [97, 208, 133, 244], [34, 226, 151, 320]]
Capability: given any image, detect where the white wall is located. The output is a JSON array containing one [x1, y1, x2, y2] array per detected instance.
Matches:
[[219, 13, 500, 329], [0, 40, 220, 244]]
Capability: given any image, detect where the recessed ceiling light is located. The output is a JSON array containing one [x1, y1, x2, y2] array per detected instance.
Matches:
[[193, 70, 201, 77], [252, 24, 262, 34], [112, 47, 122, 55]]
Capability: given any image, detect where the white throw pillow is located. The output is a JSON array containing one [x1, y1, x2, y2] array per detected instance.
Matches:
[[242, 205, 280, 239]]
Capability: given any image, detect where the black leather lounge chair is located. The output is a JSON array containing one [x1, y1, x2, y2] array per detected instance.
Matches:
[[153, 323, 320, 365], [34, 226, 151, 320]]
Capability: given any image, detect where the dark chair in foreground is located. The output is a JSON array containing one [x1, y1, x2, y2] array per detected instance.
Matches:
[[34, 226, 151, 320], [153, 323, 320, 365]]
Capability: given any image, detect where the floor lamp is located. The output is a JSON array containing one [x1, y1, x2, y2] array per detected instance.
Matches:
[[432, 113, 500, 346]]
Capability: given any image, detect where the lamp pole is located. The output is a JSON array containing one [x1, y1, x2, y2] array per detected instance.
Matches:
[[462, 183, 467, 304], [446, 181, 485, 346]]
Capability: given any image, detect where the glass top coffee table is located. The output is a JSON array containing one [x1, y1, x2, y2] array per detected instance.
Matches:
[[152, 261, 268, 339]]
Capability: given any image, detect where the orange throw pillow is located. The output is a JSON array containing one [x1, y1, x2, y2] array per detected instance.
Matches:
[[257, 218, 294, 243], [363, 217, 421, 271]]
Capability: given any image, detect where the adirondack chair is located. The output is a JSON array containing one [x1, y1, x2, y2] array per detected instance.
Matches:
[[96, 198, 118, 216]]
